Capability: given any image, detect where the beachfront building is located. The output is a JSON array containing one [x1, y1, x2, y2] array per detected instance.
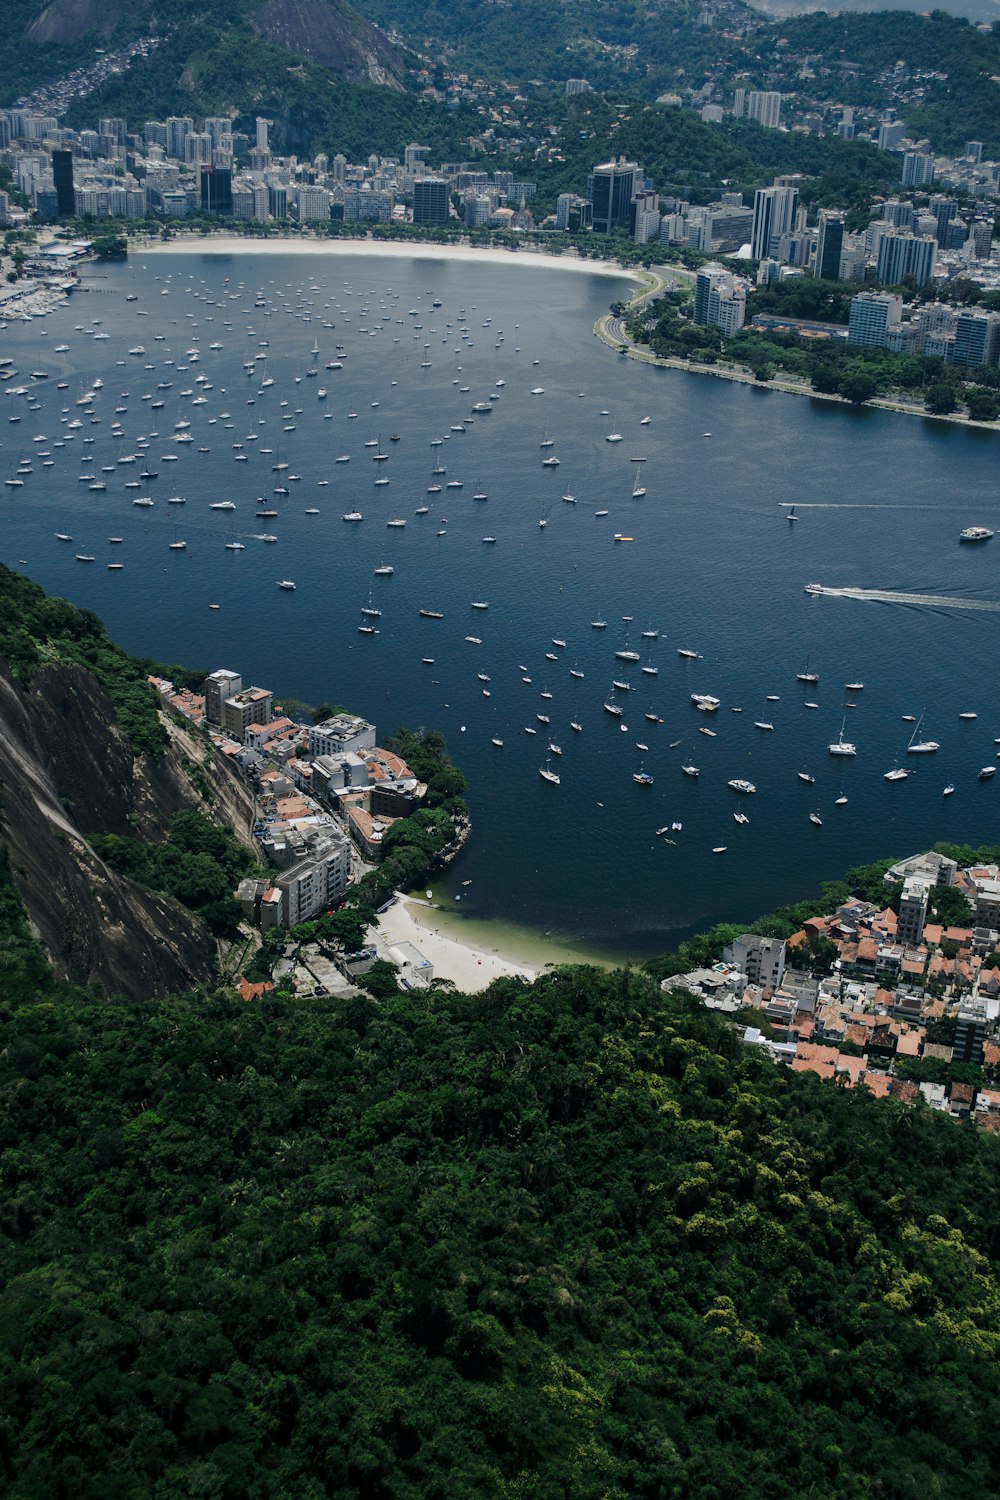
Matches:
[[587, 158, 640, 236]]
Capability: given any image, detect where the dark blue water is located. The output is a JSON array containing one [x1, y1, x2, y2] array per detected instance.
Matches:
[[3, 247, 999, 957]]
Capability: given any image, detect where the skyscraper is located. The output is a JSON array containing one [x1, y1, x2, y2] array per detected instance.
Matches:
[[750, 185, 798, 260], [815, 212, 844, 280], [200, 165, 233, 216], [746, 91, 781, 129], [412, 177, 450, 225], [52, 149, 74, 217], [848, 292, 903, 348], [876, 233, 937, 289], [586, 159, 639, 235], [901, 151, 935, 189]]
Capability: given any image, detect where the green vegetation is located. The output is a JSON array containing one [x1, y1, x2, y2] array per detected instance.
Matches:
[[2, 962, 1000, 1496], [631, 276, 1000, 416], [89, 809, 255, 937], [0, 565, 167, 757], [347, 728, 468, 914]]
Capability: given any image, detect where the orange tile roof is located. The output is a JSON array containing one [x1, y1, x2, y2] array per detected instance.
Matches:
[[237, 976, 274, 1002], [922, 923, 944, 946], [863, 1073, 892, 1097]]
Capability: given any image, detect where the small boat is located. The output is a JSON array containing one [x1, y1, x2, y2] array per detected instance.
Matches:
[[677, 649, 700, 660], [960, 526, 993, 542], [492, 738, 503, 747], [906, 715, 939, 754], [734, 813, 749, 825], [539, 765, 561, 785], [884, 766, 909, 782], [797, 771, 815, 784], [419, 609, 444, 619], [681, 765, 699, 778], [809, 813, 823, 827], [712, 846, 727, 854], [943, 785, 955, 796], [959, 712, 977, 721], [979, 766, 997, 781], [278, 580, 296, 591], [845, 682, 864, 691], [632, 770, 654, 786], [728, 780, 756, 794], [342, 512, 364, 522], [754, 721, 774, 731], [570, 721, 582, 733], [835, 795, 848, 806]]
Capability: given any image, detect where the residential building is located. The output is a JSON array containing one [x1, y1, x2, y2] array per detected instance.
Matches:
[[875, 232, 937, 289], [555, 193, 592, 231], [222, 687, 274, 742], [724, 934, 787, 994], [203, 669, 243, 726], [632, 189, 661, 244], [896, 877, 930, 948], [951, 310, 1000, 369], [953, 1002, 989, 1065], [277, 832, 352, 925], [901, 151, 935, 189], [296, 186, 331, 222], [877, 119, 905, 152], [747, 91, 781, 129], [309, 713, 377, 759], [565, 79, 592, 96], [587, 158, 639, 236], [848, 292, 903, 348]]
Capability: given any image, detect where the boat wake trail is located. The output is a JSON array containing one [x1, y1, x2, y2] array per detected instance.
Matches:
[[815, 586, 1000, 612]]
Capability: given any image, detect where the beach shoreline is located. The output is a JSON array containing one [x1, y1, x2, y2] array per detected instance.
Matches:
[[133, 232, 639, 281], [370, 895, 616, 994]]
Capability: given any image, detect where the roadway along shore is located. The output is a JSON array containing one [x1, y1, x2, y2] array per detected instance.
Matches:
[[595, 266, 1000, 432]]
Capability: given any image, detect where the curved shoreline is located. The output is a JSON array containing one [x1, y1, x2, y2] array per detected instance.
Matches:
[[595, 271, 1000, 434], [132, 231, 639, 281]]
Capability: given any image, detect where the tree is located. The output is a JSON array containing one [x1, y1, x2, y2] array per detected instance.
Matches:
[[925, 381, 959, 414], [965, 387, 1000, 421], [838, 371, 879, 404], [357, 958, 401, 999]]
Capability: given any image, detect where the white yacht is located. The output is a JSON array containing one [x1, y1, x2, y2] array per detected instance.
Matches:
[[828, 718, 857, 756], [727, 780, 757, 794]]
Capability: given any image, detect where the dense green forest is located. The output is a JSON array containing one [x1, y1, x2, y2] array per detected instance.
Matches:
[[2, 959, 1000, 1497], [0, 564, 167, 757]]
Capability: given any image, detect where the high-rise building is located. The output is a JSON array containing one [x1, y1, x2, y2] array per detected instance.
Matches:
[[203, 669, 243, 726], [586, 158, 639, 235], [897, 877, 930, 948], [750, 185, 798, 259], [951, 311, 1000, 369], [412, 176, 450, 225], [901, 151, 935, 188], [746, 91, 781, 129], [953, 1003, 988, 1066], [693, 265, 746, 335], [732, 87, 746, 118], [200, 165, 233, 215], [51, 149, 74, 217], [165, 115, 194, 159], [565, 79, 592, 96], [297, 186, 331, 221], [848, 292, 903, 348], [965, 141, 984, 163], [927, 194, 959, 243], [876, 232, 937, 289], [404, 143, 430, 169], [632, 189, 661, 244], [877, 119, 905, 152], [815, 211, 844, 280], [256, 117, 270, 152], [98, 117, 127, 145]]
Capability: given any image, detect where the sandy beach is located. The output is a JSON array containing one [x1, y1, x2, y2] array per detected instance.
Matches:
[[371, 895, 538, 992], [136, 232, 638, 280]]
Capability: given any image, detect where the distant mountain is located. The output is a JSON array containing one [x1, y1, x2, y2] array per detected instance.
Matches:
[[746, 0, 1000, 22]]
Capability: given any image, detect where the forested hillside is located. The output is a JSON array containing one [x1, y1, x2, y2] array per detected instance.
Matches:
[[2, 962, 999, 1497]]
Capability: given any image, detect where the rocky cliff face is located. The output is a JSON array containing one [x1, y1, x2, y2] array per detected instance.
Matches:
[[0, 656, 256, 1000]]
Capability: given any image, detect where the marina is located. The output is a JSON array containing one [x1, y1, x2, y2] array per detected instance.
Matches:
[[1, 246, 998, 955]]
